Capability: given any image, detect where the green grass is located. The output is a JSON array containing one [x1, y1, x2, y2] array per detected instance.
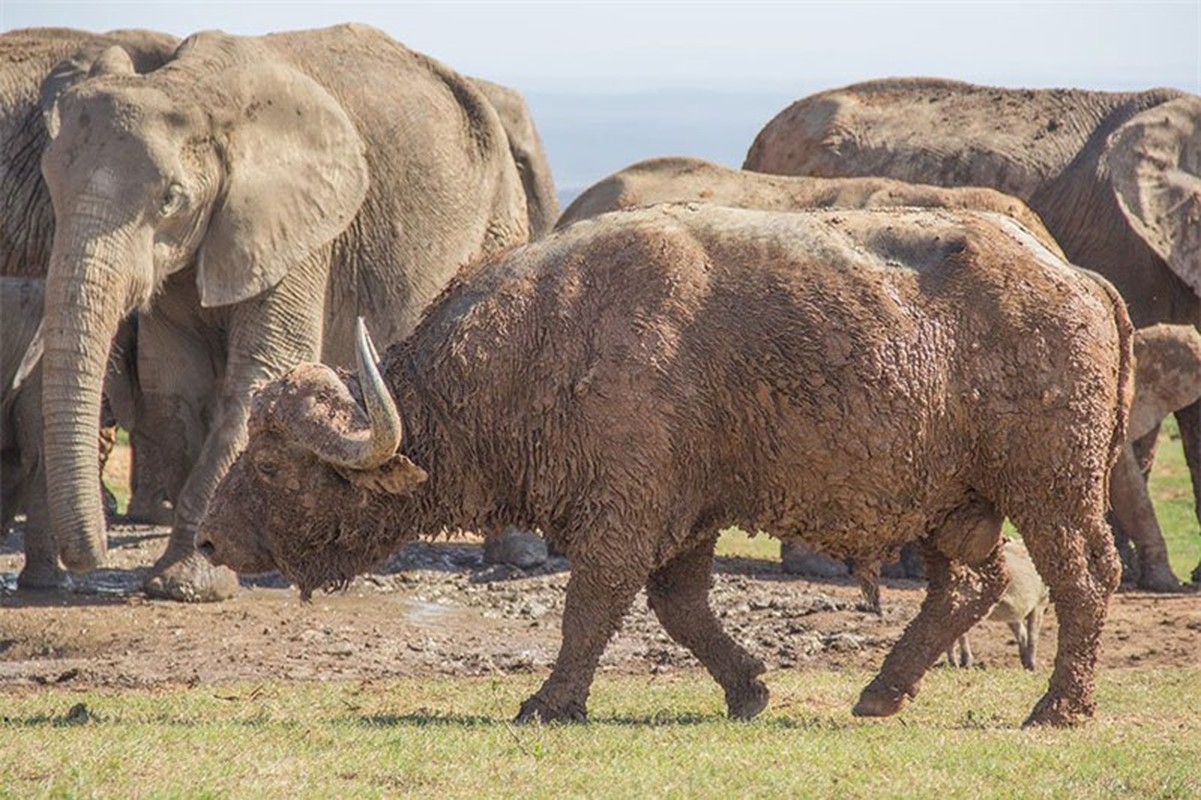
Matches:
[[1, 669, 1196, 799]]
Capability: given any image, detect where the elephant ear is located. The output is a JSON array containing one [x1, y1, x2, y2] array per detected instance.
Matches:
[[197, 62, 369, 307], [41, 44, 137, 140], [1105, 96, 1201, 295]]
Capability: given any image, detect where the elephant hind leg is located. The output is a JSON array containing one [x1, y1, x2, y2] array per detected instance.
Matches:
[[646, 535, 768, 720]]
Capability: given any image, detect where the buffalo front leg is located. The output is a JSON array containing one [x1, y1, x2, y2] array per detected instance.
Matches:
[[854, 501, 1006, 718], [646, 537, 768, 720], [516, 555, 648, 723]]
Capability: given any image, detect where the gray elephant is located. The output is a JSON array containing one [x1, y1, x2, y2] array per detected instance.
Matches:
[[1, 27, 180, 280], [2, 278, 57, 588], [1, 27, 180, 539], [38, 24, 529, 601], [745, 78, 1201, 589], [1110, 324, 1201, 587], [556, 156, 1062, 248], [1, 277, 130, 588], [471, 77, 560, 237]]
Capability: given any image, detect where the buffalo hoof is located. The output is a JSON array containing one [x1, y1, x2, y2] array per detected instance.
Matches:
[[852, 678, 912, 718], [514, 695, 587, 724], [726, 679, 770, 720], [1023, 693, 1093, 728], [144, 550, 238, 602]]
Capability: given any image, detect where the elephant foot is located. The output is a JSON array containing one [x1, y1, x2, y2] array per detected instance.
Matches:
[[125, 494, 175, 526], [1137, 563, 1182, 593], [1022, 692, 1093, 728], [17, 562, 67, 591], [144, 549, 238, 602], [852, 677, 913, 718], [726, 678, 770, 720], [514, 694, 587, 724]]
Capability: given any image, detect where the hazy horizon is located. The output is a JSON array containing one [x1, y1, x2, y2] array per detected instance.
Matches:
[[4, 1, 1196, 202], [2, 2, 1195, 94]]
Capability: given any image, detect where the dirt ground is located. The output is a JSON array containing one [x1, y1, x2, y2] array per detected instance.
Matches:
[[1, 520, 1198, 690]]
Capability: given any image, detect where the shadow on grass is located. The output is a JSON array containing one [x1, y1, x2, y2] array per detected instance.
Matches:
[[358, 710, 854, 730]]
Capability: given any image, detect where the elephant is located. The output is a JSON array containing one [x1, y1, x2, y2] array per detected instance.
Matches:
[[1, 276, 131, 588], [1109, 324, 1201, 587], [1, 277, 57, 588], [38, 23, 529, 601], [1, 27, 180, 280], [745, 78, 1201, 589], [556, 156, 1062, 251], [0, 27, 181, 540], [470, 77, 561, 237]]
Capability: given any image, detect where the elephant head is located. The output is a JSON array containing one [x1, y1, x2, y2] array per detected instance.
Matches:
[[469, 78, 560, 238], [38, 32, 369, 570], [1104, 96, 1201, 297]]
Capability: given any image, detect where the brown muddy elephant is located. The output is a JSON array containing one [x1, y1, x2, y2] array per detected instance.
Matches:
[[745, 78, 1201, 589], [38, 23, 528, 601]]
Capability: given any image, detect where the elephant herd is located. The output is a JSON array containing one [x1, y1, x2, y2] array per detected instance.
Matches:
[[2, 23, 1199, 612]]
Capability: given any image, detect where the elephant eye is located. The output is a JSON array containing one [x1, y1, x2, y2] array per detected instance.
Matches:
[[159, 183, 187, 217], [255, 460, 280, 478]]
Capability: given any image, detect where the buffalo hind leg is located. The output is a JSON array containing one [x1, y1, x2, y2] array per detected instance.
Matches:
[[646, 537, 768, 720], [1016, 513, 1119, 727], [516, 554, 648, 723], [854, 501, 1006, 717]]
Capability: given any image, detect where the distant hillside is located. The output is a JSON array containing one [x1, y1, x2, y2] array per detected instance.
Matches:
[[525, 89, 801, 207]]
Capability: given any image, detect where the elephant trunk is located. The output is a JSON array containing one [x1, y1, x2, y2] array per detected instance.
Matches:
[[42, 218, 147, 572]]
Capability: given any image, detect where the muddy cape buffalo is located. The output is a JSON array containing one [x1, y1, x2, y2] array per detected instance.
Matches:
[[199, 203, 1132, 727]]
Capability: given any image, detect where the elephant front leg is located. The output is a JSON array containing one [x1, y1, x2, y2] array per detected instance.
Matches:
[[1109, 444, 1181, 591], [130, 315, 237, 601], [141, 392, 248, 602], [141, 268, 326, 602], [1175, 402, 1201, 585], [18, 500, 65, 590]]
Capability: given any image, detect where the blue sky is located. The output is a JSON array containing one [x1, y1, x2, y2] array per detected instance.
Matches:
[[2, 1, 1197, 93]]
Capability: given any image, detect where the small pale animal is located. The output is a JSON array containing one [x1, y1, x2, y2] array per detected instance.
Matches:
[[947, 540, 1050, 670]]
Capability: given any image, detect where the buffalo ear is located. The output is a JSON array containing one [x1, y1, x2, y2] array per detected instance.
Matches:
[[339, 455, 428, 496], [1105, 96, 1201, 295], [196, 61, 369, 307]]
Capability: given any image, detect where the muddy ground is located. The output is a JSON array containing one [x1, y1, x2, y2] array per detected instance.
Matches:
[[1, 522, 1198, 689]]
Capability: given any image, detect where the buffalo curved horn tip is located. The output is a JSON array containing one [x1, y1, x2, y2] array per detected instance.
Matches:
[[351, 317, 403, 469]]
